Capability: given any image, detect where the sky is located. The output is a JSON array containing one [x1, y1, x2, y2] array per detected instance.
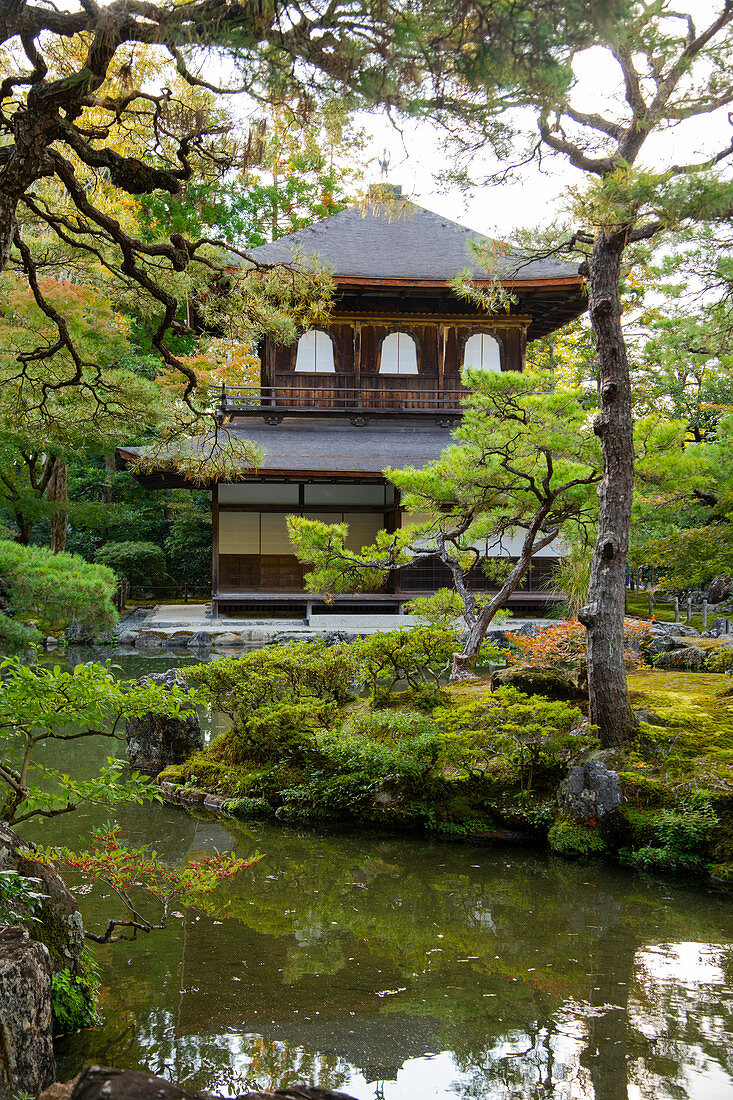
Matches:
[[351, 0, 732, 239]]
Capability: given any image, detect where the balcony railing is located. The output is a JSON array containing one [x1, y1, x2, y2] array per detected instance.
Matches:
[[219, 384, 465, 422]]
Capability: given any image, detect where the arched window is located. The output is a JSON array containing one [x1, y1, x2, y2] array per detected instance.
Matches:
[[462, 332, 501, 372], [379, 331, 418, 375], [294, 329, 335, 373]]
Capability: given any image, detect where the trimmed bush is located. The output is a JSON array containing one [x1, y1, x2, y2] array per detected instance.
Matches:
[[0, 540, 117, 643]]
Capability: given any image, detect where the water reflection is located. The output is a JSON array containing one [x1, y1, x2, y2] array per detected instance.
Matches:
[[24, 649, 733, 1100]]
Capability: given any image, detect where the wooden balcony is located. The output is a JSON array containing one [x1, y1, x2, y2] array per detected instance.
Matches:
[[219, 381, 464, 424]]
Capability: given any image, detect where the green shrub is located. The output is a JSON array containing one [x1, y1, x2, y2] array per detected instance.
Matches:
[[655, 801, 718, 851], [226, 796, 273, 819], [0, 869, 43, 925], [433, 688, 595, 797], [622, 845, 708, 876], [51, 967, 96, 1034], [0, 540, 117, 638], [353, 626, 458, 695], [95, 540, 167, 585], [404, 589, 465, 626], [190, 642, 357, 718], [705, 646, 733, 672], [0, 612, 41, 654], [548, 822, 606, 858]]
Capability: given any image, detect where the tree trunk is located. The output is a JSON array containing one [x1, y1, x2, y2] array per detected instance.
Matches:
[[47, 459, 68, 554], [449, 513, 558, 681], [579, 230, 637, 748], [101, 453, 116, 505], [13, 510, 32, 545]]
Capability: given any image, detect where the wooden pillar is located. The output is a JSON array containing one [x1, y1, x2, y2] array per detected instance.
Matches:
[[438, 324, 445, 389], [390, 488, 402, 595], [354, 322, 361, 391], [211, 482, 219, 618]]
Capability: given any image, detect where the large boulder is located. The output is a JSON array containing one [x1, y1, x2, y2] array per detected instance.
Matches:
[[707, 575, 733, 604], [702, 616, 729, 639], [648, 620, 699, 637], [0, 927, 55, 1100], [642, 634, 681, 658], [558, 762, 622, 825], [125, 669, 202, 776], [0, 824, 85, 980], [653, 646, 707, 671], [491, 665, 586, 703], [45, 1067, 358, 1100]]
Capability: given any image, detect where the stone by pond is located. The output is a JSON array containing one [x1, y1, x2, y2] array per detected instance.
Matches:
[[17, 650, 733, 1100]]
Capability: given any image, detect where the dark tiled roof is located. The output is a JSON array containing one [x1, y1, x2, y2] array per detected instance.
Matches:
[[245, 198, 580, 283], [121, 418, 455, 478]]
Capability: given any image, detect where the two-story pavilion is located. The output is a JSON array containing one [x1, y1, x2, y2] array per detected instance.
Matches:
[[121, 186, 587, 619]]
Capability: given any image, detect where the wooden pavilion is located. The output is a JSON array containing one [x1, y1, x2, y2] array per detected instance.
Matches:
[[121, 186, 587, 618]]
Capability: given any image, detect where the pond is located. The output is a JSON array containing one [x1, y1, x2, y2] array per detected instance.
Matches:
[[20, 649, 733, 1100]]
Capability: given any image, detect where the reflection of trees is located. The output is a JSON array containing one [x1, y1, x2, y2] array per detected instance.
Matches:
[[627, 943, 733, 1099], [51, 782, 733, 1099]]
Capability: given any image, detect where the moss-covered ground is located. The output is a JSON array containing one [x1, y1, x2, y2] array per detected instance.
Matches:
[[157, 637, 732, 890]]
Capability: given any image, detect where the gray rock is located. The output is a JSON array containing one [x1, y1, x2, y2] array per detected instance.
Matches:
[[116, 631, 138, 647], [642, 634, 680, 656], [187, 631, 212, 649], [134, 631, 165, 649], [65, 622, 95, 644], [0, 927, 55, 1100], [707, 574, 733, 603], [634, 707, 672, 727], [491, 665, 586, 702], [654, 646, 707, 671], [647, 620, 699, 638], [64, 1066, 359, 1100], [702, 616, 729, 638], [373, 774, 407, 808], [202, 794, 230, 813], [273, 632, 316, 645], [558, 762, 622, 824], [125, 669, 202, 776], [45, 636, 58, 649], [176, 787, 206, 806], [164, 630, 194, 647], [0, 824, 85, 980], [212, 632, 244, 647], [323, 630, 360, 645]]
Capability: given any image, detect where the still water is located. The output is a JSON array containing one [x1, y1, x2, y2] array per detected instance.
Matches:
[[22, 650, 733, 1100]]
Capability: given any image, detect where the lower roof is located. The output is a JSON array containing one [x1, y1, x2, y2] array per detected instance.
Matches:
[[119, 418, 455, 486]]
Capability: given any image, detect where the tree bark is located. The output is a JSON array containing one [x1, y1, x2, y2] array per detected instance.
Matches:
[[47, 458, 68, 554], [579, 230, 638, 748], [449, 513, 558, 681], [13, 510, 32, 545]]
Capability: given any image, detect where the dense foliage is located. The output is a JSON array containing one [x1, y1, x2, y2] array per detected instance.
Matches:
[[0, 656, 196, 825], [166, 632, 595, 834], [0, 540, 118, 649]]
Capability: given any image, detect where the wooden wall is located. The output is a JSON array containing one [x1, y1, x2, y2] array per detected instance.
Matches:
[[262, 318, 527, 409]]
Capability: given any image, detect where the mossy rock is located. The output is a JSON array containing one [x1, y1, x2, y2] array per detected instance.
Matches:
[[653, 647, 706, 671], [710, 862, 733, 889], [548, 821, 606, 858], [226, 796, 273, 820], [491, 665, 586, 703]]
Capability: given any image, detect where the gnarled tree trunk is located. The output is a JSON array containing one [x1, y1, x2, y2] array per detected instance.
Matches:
[[579, 230, 637, 748]]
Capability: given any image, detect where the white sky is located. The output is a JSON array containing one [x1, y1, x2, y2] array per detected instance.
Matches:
[[352, 0, 732, 239]]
